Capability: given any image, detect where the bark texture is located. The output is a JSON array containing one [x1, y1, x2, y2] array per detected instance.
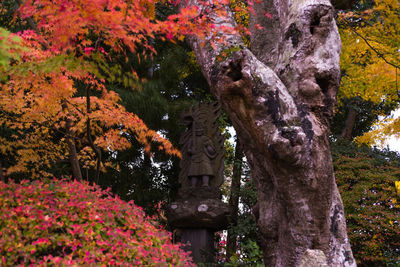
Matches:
[[65, 123, 82, 181], [226, 141, 243, 261], [180, 0, 356, 266], [62, 102, 82, 181], [340, 106, 357, 140]]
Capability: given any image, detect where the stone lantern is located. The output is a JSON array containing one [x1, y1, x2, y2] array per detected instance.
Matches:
[[167, 102, 229, 263]]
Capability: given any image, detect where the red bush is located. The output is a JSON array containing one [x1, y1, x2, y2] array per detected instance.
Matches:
[[0, 179, 194, 266]]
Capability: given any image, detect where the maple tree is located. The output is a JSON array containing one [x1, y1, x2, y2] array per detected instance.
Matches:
[[337, 0, 400, 144], [0, 0, 224, 180]]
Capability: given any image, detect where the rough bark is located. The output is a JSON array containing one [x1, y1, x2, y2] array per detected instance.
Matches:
[[179, 0, 356, 266], [226, 140, 243, 261], [62, 102, 83, 181], [65, 122, 83, 181], [340, 106, 357, 140]]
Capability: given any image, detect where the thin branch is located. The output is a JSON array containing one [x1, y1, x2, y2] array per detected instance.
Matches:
[[63, 99, 86, 115], [341, 19, 400, 69], [86, 86, 102, 184]]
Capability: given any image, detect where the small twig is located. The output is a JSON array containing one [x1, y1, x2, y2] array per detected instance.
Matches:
[[341, 19, 400, 69], [0, 110, 71, 137], [63, 99, 86, 115]]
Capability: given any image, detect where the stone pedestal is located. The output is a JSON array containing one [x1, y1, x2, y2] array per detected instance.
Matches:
[[180, 229, 215, 263], [167, 197, 229, 264], [168, 198, 230, 229]]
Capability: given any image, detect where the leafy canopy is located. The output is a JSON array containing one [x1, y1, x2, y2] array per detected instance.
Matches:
[[337, 0, 400, 145], [0, 0, 233, 177]]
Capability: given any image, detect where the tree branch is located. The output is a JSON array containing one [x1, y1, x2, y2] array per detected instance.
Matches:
[[61, 101, 83, 180], [341, 19, 400, 69], [86, 86, 102, 184]]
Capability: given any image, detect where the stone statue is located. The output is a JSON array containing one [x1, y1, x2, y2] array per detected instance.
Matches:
[[179, 102, 224, 191], [167, 102, 229, 264]]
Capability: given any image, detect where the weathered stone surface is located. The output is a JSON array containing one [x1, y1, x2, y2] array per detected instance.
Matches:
[[179, 102, 225, 192], [299, 249, 329, 267], [167, 198, 229, 230], [177, 186, 221, 200], [179, 229, 214, 263]]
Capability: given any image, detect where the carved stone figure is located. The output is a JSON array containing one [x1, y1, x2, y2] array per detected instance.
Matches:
[[167, 102, 229, 264], [179, 102, 224, 191]]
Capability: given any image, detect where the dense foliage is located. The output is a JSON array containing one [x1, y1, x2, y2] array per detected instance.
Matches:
[[338, 0, 400, 144], [0, 179, 194, 266], [332, 141, 400, 266], [0, 0, 233, 179]]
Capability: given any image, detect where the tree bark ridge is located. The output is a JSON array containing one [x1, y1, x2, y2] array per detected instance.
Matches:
[[226, 140, 243, 261], [340, 106, 357, 140]]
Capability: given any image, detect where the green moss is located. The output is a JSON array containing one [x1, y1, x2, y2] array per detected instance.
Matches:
[[215, 45, 243, 62]]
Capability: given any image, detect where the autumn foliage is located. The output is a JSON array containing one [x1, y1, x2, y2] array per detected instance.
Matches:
[[337, 0, 400, 145], [0, 0, 229, 178], [333, 142, 400, 266], [0, 179, 195, 266]]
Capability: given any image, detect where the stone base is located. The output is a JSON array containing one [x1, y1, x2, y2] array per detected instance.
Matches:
[[177, 187, 221, 200], [178, 228, 215, 263], [167, 198, 229, 230]]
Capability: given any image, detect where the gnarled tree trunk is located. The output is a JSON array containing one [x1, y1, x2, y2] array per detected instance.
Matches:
[[179, 0, 356, 266]]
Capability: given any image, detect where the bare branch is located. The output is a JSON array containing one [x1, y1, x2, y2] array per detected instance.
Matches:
[[341, 19, 400, 69]]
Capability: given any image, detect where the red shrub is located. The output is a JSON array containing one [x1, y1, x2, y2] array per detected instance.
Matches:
[[0, 179, 194, 266]]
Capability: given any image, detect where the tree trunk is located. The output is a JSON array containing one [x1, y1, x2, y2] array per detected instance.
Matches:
[[340, 105, 357, 140], [180, 0, 356, 266], [65, 120, 83, 181], [0, 160, 5, 182], [62, 102, 82, 181], [86, 87, 102, 184], [226, 140, 243, 261]]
